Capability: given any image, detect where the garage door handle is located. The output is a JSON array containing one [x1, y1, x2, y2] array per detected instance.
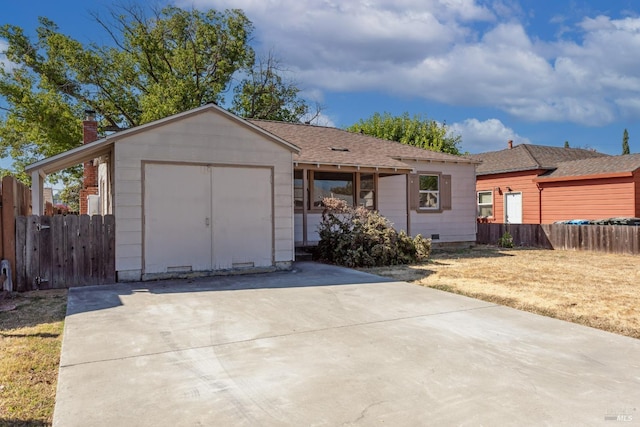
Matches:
[[205, 217, 210, 227]]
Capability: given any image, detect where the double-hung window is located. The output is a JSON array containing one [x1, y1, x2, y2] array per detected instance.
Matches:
[[477, 191, 493, 217], [418, 174, 439, 210], [294, 170, 304, 209], [359, 173, 375, 209]]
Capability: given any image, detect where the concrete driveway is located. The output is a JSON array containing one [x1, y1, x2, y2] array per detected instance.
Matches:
[[54, 262, 640, 426]]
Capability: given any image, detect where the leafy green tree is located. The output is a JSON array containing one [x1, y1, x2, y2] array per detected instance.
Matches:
[[231, 52, 311, 122], [57, 180, 81, 213], [564, 141, 569, 148], [622, 128, 630, 155], [0, 4, 310, 183], [347, 112, 461, 155]]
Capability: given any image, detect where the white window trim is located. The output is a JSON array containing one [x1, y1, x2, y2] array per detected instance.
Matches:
[[477, 190, 493, 217], [418, 174, 440, 210]]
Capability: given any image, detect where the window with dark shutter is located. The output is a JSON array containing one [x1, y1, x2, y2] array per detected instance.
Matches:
[[411, 172, 451, 212], [441, 174, 452, 210]]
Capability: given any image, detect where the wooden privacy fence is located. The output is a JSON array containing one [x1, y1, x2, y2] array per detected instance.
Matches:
[[0, 176, 32, 286], [477, 223, 640, 254], [15, 215, 115, 291]]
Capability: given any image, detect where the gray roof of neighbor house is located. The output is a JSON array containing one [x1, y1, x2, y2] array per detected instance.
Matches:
[[536, 153, 640, 180], [471, 144, 608, 176], [249, 120, 478, 170]]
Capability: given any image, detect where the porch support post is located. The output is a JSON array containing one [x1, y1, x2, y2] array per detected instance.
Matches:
[[406, 174, 411, 236], [31, 170, 45, 215], [302, 168, 308, 245]]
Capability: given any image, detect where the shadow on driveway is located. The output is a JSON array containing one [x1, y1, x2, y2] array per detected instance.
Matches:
[[55, 261, 640, 426], [66, 262, 391, 316]]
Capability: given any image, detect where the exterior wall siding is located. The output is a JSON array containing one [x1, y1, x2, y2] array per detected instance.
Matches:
[[538, 177, 637, 223], [635, 170, 640, 216], [377, 174, 408, 232], [407, 160, 477, 243], [475, 170, 544, 224], [113, 110, 294, 279], [297, 160, 476, 244], [305, 214, 323, 245], [294, 213, 304, 244]]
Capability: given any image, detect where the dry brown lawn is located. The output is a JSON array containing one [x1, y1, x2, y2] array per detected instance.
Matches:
[[362, 247, 640, 339], [0, 289, 67, 426]]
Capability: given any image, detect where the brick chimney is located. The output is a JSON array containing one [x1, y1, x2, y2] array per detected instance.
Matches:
[[508, 140, 513, 149], [79, 110, 99, 214]]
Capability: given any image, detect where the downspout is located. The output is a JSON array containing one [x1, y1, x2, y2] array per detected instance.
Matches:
[[537, 183, 543, 224]]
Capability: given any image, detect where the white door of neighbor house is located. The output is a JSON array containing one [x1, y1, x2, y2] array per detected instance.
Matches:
[[144, 164, 212, 274], [211, 167, 272, 269], [144, 164, 273, 274], [505, 192, 523, 224]]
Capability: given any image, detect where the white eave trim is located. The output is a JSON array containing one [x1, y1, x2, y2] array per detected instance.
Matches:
[[294, 161, 412, 172], [25, 138, 113, 175], [393, 156, 481, 165], [25, 103, 301, 176]]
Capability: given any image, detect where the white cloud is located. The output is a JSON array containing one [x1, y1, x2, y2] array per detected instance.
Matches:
[[0, 39, 16, 72], [449, 118, 530, 153], [174, 1, 640, 126]]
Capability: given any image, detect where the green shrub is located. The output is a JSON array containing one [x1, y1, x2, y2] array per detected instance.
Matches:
[[498, 231, 514, 248], [316, 198, 431, 267]]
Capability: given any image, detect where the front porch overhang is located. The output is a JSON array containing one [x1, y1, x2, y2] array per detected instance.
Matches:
[[25, 140, 114, 215], [294, 161, 412, 175]]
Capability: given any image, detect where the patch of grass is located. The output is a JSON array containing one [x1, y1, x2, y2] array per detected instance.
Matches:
[[0, 290, 67, 425], [362, 247, 640, 339]]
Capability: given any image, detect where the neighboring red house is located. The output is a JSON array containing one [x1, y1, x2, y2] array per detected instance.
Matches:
[[534, 154, 640, 223], [469, 141, 635, 224]]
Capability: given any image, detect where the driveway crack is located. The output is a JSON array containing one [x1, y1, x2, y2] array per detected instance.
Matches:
[[60, 304, 499, 368]]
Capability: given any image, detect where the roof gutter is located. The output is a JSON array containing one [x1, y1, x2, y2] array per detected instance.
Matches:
[[393, 156, 480, 165], [294, 161, 412, 173], [533, 171, 634, 183]]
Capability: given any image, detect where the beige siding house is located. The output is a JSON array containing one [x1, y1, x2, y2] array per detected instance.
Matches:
[[27, 105, 298, 281], [26, 105, 479, 282], [250, 121, 479, 246]]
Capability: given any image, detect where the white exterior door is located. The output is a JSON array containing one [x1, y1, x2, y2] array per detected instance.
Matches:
[[211, 167, 273, 269], [144, 164, 212, 274], [144, 164, 273, 274], [505, 192, 523, 224]]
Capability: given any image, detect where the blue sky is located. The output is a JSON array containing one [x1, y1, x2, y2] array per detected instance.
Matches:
[[2, 0, 640, 159]]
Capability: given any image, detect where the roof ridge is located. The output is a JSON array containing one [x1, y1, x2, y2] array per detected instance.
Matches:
[[518, 144, 542, 168], [249, 119, 338, 132], [557, 151, 640, 164], [250, 119, 471, 161]]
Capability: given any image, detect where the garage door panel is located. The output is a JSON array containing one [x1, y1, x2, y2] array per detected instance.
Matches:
[[144, 164, 212, 274], [212, 167, 273, 269]]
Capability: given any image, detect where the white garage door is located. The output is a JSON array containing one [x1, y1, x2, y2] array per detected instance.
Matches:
[[144, 164, 273, 275]]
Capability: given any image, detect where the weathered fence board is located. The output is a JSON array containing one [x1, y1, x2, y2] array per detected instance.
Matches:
[[477, 223, 640, 255], [1, 176, 32, 285], [15, 214, 116, 290]]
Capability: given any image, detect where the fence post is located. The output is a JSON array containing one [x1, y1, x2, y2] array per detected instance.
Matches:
[[2, 176, 17, 285]]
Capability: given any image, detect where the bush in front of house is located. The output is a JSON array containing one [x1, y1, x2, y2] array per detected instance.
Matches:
[[498, 231, 514, 248], [316, 197, 431, 267]]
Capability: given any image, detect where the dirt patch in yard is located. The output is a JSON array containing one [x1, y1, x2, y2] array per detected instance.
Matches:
[[361, 247, 640, 339]]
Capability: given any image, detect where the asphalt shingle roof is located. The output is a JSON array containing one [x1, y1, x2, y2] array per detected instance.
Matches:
[[249, 120, 477, 170], [537, 153, 640, 179], [471, 144, 607, 175]]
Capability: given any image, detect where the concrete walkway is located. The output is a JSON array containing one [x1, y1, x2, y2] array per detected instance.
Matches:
[[54, 262, 640, 426]]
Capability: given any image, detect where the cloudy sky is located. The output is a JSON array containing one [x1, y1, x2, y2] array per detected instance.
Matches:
[[3, 0, 640, 154]]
